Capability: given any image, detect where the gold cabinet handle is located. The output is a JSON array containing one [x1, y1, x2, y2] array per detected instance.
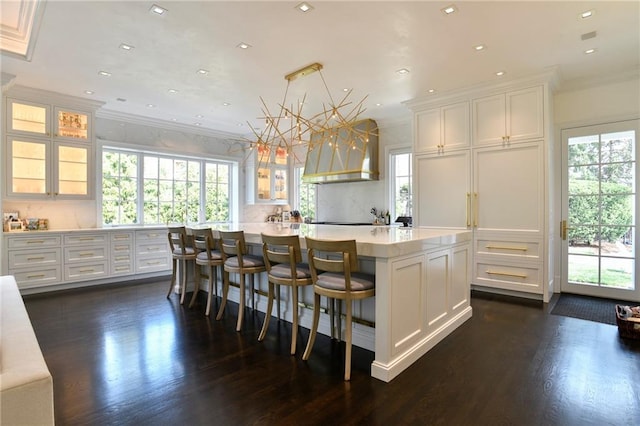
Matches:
[[485, 245, 528, 251], [27, 273, 46, 279], [79, 268, 95, 273], [27, 256, 45, 261], [486, 270, 527, 279], [27, 240, 46, 244], [466, 192, 471, 227], [473, 193, 478, 227]]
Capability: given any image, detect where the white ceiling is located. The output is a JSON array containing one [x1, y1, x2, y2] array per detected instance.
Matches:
[[1, 1, 639, 138]]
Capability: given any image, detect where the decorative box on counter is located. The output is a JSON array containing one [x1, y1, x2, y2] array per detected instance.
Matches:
[[615, 305, 640, 340]]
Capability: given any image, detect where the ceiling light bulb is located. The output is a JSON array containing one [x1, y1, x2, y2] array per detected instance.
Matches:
[[119, 43, 134, 51], [150, 4, 167, 15], [223, 102, 230, 106], [194, 122, 202, 126], [98, 71, 111, 77], [442, 4, 457, 15], [197, 69, 209, 75], [84, 90, 94, 95], [496, 71, 505, 76], [474, 44, 485, 51], [581, 10, 593, 19], [237, 42, 251, 49], [584, 48, 596, 54], [168, 89, 178, 94], [396, 68, 410, 74], [147, 104, 155, 108], [296, 2, 313, 13], [196, 114, 203, 118], [428, 89, 435, 93]]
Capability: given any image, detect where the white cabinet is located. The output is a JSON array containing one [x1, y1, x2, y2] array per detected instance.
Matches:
[[7, 136, 91, 199], [472, 86, 543, 146], [6, 234, 62, 288], [4, 94, 97, 200], [415, 101, 469, 153], [255, 146, 288, 203], [110, 231, 134, 276], [414, 150, 470, 228], [410, 79, 551, 299], [135, 229, 171, 273], [63, 233, 108, 282]]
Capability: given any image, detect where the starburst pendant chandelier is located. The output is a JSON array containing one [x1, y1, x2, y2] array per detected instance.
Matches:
[[245, 62, 373, 169]]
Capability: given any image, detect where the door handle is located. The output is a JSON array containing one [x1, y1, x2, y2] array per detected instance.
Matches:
[[561, 220, 572, 240]]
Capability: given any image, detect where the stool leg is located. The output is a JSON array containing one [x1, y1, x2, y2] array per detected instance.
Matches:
[[302, 293, 321, 361], [167, 258, 177, 298], [344, 299, 352, 381], [189, 262, 201, 308], [236, 273, 246, 331], [179, 259, 188, 305], [337, 299, 342, 342], [205, 265, 214, 316], [329, 298, 335, 339], [276, 284, 281, 320], [290, 285, 299, 355], [258, 281, 274, 341], [216, 269, 230, 320]]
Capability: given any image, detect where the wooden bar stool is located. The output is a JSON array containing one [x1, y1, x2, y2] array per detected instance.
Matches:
[[167, 226, 197, 305], [216, 230, 266, 331], [259, 233, 313, 355], [302, 237, 375, 381], [189, 228, 223, 316]]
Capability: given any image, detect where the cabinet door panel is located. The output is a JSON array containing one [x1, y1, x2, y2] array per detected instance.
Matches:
[[442, 102, 470, 149], [415, 109, 440, 153], [472, 94, 505, 146], [474, 143, 542, 232], [415, 151, 470, 228], [7, 99, 50, 136], [507, 86, 544, 141]]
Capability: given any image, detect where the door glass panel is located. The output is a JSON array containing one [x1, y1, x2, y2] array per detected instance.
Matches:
[[566, 126, 636, 291], [58, 145, 88, 195], [257, 167, 270, 200], [12, 140, 46, 194], [57, 110, 88, 140]]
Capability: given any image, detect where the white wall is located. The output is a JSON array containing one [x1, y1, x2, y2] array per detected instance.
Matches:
[[315, 120, 412, 223]]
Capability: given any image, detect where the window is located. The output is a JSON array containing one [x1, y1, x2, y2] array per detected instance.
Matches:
[[295, 165, 316, 221], [101, 147, 233, 225], [389, 149, 412, 220]]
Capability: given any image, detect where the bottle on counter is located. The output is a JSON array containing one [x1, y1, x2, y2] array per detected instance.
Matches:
[[385, 211, 391, 225]]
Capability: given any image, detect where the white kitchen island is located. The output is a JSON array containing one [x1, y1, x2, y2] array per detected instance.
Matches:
[[215, 222, 473, 382]]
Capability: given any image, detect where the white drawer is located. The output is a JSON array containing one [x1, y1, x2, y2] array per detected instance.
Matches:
[[64, 246, 107, 263], [12, 267, 62, 288], [111, 262, 134, 275], [136, 229, 166, 242], [136, 254, 171, 273], [8, 235, 61, 249], [111, 241, 133, 254], [8, 248, 61, 269], [475, 238, 540, 260], [474, 260, 542, 294], [65, 262, 108, 281], [64, 234, 107, 245], [111, 232, 133, 243], [136, 241, 169, 257]]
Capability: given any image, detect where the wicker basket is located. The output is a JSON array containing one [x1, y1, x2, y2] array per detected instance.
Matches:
[[615, 305, 640, 340]]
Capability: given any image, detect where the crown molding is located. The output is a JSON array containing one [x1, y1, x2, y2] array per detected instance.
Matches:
[[0, 0, 46, 61], [5, 84, 105, 110], [554, 67, 640, 94]]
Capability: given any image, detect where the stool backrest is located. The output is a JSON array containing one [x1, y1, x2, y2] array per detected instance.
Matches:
[[261, 234, 302, 272], [168, 226, 192, 254], [218, 230, 246, 260], [191, 228, 219, 255], [305, 237, 359, 286]]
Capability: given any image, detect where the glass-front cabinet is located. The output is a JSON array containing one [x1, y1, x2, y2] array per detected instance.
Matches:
[[255, 146, 288, 203], [4, 93, 98, 200]]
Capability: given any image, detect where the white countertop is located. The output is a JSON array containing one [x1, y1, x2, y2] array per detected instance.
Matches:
[[211, 223, 472, 258]]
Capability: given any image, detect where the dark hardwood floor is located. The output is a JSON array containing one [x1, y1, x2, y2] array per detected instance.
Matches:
[[23, 279, 640, 425]]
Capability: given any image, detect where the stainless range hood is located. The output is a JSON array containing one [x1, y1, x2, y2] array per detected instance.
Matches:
[[302, 119, 379, 184]]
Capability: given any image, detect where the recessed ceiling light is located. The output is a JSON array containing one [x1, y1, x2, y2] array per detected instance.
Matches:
[[98, 71, 111, 77], [84, 90, 94, 95], [496, 71, 505, 76], [581, 10, 594, 19], [584, 48, 597, 54], [119, 43, 134, 51], [147, 104, 156, 108], [237, 123, 243, 127], [296, 2, 314, 13], [196, 114, 204, 118], [441, 4, 457, 15], [236, 42, 251, 49], [375, 103, 382, 107], [222, 102, 230, 106], [474, 44, 485, 51], [343, 88, 350, 92], [428, 89, 436, 93], [194, 122, 202, 126], [396, 68, 410, 74], [171, 118, 177, 121], [197, 69, 209, 75], [150, 4, 167, 15], [168, 89, 178, 94]]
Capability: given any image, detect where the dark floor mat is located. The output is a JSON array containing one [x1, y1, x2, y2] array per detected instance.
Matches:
[[551, 294, 637, 325]]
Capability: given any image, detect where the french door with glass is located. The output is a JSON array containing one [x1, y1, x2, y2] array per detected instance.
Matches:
[[561, 119, 639, 301]]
